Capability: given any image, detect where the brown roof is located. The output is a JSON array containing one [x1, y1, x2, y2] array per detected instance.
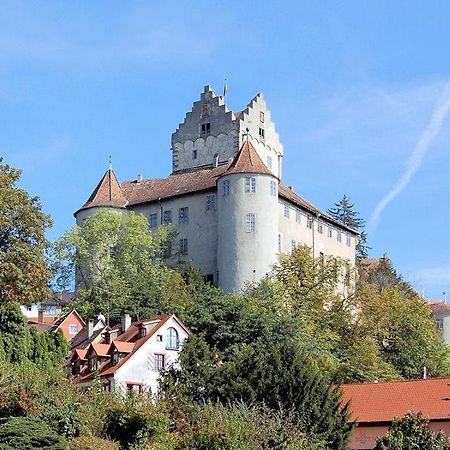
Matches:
[[110, 341, 135, 354], [77, 168, 128, 213], [48, 310, 85, 333], [86, 343, 110, 358], [222, 140, 273, 177], [342, 378, 450, 423], [429, 301, 450, 313]]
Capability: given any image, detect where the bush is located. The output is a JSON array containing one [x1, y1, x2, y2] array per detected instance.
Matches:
[[69, 435, 119, 450], [0, 416, 68, 449]]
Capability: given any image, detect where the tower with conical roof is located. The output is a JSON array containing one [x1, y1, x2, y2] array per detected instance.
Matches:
[[216, 139, 279, 292]]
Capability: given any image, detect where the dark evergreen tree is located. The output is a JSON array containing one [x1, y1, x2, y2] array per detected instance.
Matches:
[[328, 194, 370, 258]]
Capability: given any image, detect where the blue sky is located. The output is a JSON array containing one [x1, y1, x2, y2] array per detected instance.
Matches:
[[3, 1, 450, 298]]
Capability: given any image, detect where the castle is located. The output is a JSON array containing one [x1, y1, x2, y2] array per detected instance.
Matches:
[[75, 86, 357, 292]]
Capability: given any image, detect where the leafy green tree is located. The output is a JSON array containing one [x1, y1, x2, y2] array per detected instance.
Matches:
[[375, 412, 450, 450], [0, 158, 52, 303], [328, 194, 369, 258]]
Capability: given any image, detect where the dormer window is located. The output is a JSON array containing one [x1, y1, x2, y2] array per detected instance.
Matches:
[[111, 352, 121, 365], [201, 123, 211, 134], [139, 327, 147, 338], [88, 357, 97, 372], [166, 327, 179, 350]]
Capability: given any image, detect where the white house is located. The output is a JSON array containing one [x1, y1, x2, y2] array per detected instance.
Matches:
[[70, 314, 190, 397]]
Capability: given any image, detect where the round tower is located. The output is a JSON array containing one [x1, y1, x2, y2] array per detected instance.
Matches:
[[217, 139, 278, 293]]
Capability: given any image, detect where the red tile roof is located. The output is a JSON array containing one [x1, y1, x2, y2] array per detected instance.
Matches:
[[77, 168, 128, 213], [86, 343, 110, 358], [429, 302, 450, 313], [221, 140, 274, 177], [110, 341, 135, 354], [342, 378, 450, 423]]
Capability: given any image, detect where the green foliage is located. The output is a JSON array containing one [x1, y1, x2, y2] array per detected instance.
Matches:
[[375, 412, 450, 450], [328, 194, 369, 258], [0, 158, 52, 303], [0, 416, 68, 449]]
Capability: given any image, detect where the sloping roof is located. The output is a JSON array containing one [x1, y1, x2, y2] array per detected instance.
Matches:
[[429, 301, 450, 314], [69, 324, 107, 350], [110, 341, 135, 354], [341, 378, 450, 423], [221, 140, 273, 177], [77, 168, 128, 213], [86, 343, 110, 358], [48, 310, 85, 333]]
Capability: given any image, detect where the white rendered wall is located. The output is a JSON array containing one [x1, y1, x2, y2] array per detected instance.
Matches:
[[217, 173, 278, 293], [111, 318, 189, 397], [131, 191, 218, 279]]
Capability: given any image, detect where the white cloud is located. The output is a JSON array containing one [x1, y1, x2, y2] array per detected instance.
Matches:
[[415, 265, 450, 285]]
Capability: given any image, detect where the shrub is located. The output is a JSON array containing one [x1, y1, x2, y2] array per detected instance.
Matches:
[[69, 436, 119, 450]]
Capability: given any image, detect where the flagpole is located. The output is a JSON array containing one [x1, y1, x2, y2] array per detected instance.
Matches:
[[223, 78, 228, 107]]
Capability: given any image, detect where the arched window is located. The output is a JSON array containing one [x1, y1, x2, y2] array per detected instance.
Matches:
[[166, 327, 179, 350]]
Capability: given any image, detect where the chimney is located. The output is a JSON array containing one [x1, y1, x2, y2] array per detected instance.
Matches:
[[423, 366, 428, 380], [137, 174, 143, 182], [121, 314, 131, 333], [87, 319, 94, 338], [38, 309, 44, 325]]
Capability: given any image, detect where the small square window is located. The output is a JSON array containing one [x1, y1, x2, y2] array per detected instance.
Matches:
[[180, 238, 188, 255], [284, 205, 290, 218], [156, 334, 163, 342], [179, 207, 189, 224], [163, 210, 172, 225], [259, 127, 265, 139], [192, 149, 197, 160], [149, 213, 158, 229], [246, 213, 256, 233], [201, 123, 211, 134], [270, 180, 277, 196], [245, 177, 256, 193], [69, 324, 78, 335], [206, 194, 216, 210], [222, 180, 230, 196]]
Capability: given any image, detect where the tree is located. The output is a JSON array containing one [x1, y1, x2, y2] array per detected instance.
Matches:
[[0, 158, 52, 303], [328, 195, 369, 258], [376, 412, 450, 450]]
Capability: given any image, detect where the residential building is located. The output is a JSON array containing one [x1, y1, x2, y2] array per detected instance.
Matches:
[[69, 314, 189, 397], [428, 300, 450, 345], [342, 378, 450, 449], [75, 86, 357, 293], [21, 292, 75, 319]]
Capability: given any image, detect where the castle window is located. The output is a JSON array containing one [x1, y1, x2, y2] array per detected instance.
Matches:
[[166, 327, 180, 350], [222, 180, 230, 196], [201, 123, 211, 134], [337, 229, 342, 243], [267, 155, 272, 169], [259, 127, 265, 139], [328, 226, 332, 238], [346, 234, 351, 247], [318, 222, 323, 234], [260, 111, 265, 123], [179, 238, 188, 255], [163, 210, 172, 225], [284, 205, 290, 218], [296, 210, 301, 223], [179, 207, 189, 224], [149, 213, 158, 229], [291, 240, 297, 253], [192, 149, 197, 160], [307, 216, 313, 229], [245, 213, 256, 232], [245, 177, 256, 193], [206, 194, 216, 210], [270, 180, 277, 196], [278, 234, 282, 252], [154, 354, 165, 371]]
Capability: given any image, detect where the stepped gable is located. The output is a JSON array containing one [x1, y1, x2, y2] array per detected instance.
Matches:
[[221, 140, 274, 177], [77, 169, 128, 213]]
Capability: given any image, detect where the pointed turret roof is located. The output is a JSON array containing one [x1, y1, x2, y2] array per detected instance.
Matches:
[[222, 140, 275, 177], [76, 168, 128, 213]]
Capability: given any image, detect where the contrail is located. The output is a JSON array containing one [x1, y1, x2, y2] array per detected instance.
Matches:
[[370, 79, 450, 229]]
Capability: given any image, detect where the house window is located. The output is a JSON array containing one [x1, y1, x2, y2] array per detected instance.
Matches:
[[318, 222, 323, 234], [149, 213, 158, 229], [166, 327, 180, 350], [307, 216, 313, 229], [222, 180, 230, 196], [278, 234, 282, 252], [179, 238, 188, 255], [127, 384, 143, 396], [245, 177, 256, 193], [436, 318, 444, 331], [245, 213, 256, 232], [260, 111, 265, 123], [327, 226, 332, 238], [163, 210, 172, 225], [284, 205, 290, 218], [270, 180, 277, 196], [296, 210, 301, 224], [346, 234, 351, 247], [192, 149, 197, 160], [201, 123, 211, 134], [291, 240, 297, 253], [206, 194, 216, 210], [267, 155, 272, 169], [139, 327, 147, 338], [26, 305, 33, 311], [179, 207, 189, 224], [45, 305, 57, 315], [154, 354, 165, 371], [259, 127, 265, 139], [111, 352, 120, 365], [156, 334, 163, 342], [88, 357, 97, 372], [69, 324, 78, 335], [204, 274, 214, 284], [337, 229, 342, 243]]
